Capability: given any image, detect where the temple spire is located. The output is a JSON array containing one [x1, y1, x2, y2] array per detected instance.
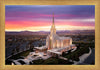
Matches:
[[52, 13, 55, 28], [50, 13, 56, 35]]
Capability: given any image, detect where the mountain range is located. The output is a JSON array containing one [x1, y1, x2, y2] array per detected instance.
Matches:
[[5, 30, 95, 35]]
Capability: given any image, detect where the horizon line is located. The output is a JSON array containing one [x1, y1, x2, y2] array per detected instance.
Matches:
[[5, 29, 95, 32]]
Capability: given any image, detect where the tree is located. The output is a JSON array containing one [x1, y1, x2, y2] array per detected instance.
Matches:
[[11, 49, 15, 55], [16, 46, 20, 53], [62, 52, 66, 56]]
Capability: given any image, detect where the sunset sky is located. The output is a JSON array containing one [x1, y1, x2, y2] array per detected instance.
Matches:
[[5, 5, 95, 32]]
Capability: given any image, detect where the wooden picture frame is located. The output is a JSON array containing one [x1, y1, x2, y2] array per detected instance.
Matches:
[[0, 0, 100, 70]]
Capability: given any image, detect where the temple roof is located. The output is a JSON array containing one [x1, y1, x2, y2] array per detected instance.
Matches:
[[59, 37, 72, 40]]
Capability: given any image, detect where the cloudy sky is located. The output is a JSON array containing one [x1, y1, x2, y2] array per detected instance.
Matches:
[[5, 5, 95, 32]]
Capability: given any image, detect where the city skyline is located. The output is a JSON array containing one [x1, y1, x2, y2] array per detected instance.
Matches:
[[5, 5, 95, 32]]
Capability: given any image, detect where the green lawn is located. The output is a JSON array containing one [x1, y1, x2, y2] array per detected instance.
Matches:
[[32, 57, 73, 65], [8, 50, 31, 60], [62, 41, 94, 61], [6, 50, 31, 65]]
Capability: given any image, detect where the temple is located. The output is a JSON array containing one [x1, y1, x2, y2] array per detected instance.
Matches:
[[45, 13, 76, 56], [35, 13, 76, 56], [46, 13, 72, 49]]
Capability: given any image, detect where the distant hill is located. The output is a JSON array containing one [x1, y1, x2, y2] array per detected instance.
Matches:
[[5, 30, 95, 35], [5, 31, 49, 35]]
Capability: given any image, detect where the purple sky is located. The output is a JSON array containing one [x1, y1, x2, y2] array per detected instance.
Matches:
[[5, 5, 95, 32]]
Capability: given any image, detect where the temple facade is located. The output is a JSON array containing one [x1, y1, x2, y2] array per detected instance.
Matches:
[[46, 14, 73, 50], [35, 13, 76, 56]]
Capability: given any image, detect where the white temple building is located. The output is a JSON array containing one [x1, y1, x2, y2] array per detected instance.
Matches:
[[35, 13, 76, 56], [46, 13, 76, 56], [46, 13, 72, 50]]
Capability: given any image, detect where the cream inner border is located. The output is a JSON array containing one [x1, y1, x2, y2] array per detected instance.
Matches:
[[0, 0, 100, 70]]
